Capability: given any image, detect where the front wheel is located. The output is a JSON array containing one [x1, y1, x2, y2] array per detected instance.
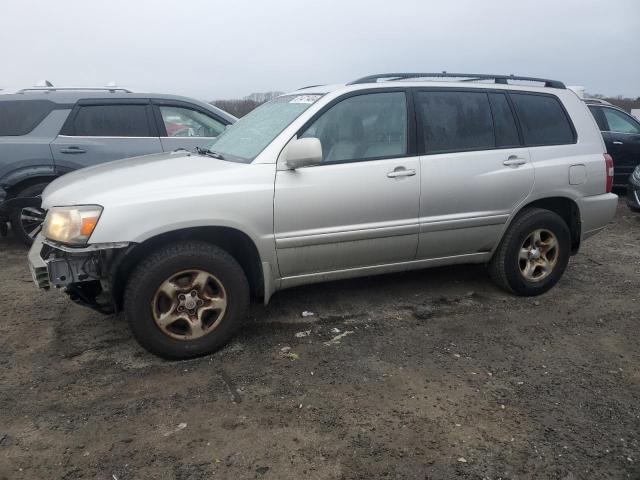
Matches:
[[489, 208, 571, 296], [124, 241, 250, 359]]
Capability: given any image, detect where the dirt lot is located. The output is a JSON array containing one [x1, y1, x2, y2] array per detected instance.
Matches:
[[0, 200, 638, 480]]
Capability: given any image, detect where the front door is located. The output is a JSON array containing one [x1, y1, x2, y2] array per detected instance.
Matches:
[[274, 91, 420, 277], [51, 101, 162, 172]]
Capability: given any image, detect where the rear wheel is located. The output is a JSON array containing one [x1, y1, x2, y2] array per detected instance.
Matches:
[[489, 208, 571, 296], [9, 183, 48, 246], [124, 241, 250, 359]]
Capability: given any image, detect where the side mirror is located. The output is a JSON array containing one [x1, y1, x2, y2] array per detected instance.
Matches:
[[282, 137, 322, 170]]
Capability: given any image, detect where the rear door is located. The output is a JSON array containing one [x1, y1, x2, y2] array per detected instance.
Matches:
[[50, 99, 162, 173], [600, 106, 640, 184], [415, 89, 534, 259], [152, 101, 228, 152]]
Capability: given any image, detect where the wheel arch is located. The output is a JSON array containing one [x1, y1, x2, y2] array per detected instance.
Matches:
[[508, 196, 582, 254], [6, 173, 58, 198], [112, 226, 267, 311]]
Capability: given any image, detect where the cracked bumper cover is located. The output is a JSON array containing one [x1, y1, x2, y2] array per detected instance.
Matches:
[[28, 234, 131, 313]]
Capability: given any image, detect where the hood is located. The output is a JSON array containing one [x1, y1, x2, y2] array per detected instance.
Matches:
[[42, 151, 249, 209]]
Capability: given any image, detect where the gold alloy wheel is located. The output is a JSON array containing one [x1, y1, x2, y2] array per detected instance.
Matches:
[[518, 229, 559, 282], [151, 269, 227, 340]]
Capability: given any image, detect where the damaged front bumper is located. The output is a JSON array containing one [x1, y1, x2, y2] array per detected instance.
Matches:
[[28, 234, 131, 314]]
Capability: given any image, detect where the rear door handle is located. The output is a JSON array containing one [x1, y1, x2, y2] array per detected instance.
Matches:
[[612, 141, 624, 145], [503, 156, 527, 167], [60, 147, 86, 154], [387, 168, 416, 178]]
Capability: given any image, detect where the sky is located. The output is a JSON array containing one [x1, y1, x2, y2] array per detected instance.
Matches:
[[1, 0, 639, 102]]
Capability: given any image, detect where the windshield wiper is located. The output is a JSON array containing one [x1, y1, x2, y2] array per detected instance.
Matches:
[[196, 146, 225, 160]]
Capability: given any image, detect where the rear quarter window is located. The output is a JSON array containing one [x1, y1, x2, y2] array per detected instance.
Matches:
[[510, 93, 575, 146], [0, 100, 56, 136]]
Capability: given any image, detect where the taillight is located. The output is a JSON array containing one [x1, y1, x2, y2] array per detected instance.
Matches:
[[604, 153, 614, 193]]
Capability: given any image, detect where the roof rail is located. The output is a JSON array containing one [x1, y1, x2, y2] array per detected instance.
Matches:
[[583, 98, 613, 106], [348, 72, 566, 89], [17, 86, 132, 93]]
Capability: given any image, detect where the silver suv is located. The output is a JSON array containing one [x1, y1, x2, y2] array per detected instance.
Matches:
[[28, 73, 618, 359]]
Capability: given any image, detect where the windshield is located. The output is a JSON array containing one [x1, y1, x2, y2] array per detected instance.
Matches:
[[206, 94, 322, 163]]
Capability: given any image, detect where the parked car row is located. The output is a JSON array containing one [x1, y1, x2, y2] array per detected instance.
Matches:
[[0, 87, 236, 244], [26, 72, 618, 359]]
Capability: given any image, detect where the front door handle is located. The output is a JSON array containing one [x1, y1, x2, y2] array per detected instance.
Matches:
[[387, 167, 416, 178], [60, 147, 86, 154], [612, 141, 624, 145], [503, 156, 527, 167]]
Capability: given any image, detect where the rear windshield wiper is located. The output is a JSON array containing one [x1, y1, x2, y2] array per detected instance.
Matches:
[[196, 147, 225, 160]]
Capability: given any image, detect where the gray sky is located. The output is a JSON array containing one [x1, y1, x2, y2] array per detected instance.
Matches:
[[2, 0, 639, 101]]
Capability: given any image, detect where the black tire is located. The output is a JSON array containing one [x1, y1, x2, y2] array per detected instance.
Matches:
[[9, 183, 48, 246], [489, 208, 571, 296], [124, 241, 250, 359]]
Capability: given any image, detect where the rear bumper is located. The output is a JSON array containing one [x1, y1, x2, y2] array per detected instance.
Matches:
[[579, 193, 618, 241]]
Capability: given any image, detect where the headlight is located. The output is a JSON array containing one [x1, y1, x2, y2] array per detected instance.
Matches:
[[43, 205, 103, 245]]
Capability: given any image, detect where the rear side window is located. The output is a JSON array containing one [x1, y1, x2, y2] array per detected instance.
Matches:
[[488, 93, 520, 147], [0, 100, 55, 136], [510, 93, 575, 146], [416, 91, 494, 154], [67, 105, 151, 137]]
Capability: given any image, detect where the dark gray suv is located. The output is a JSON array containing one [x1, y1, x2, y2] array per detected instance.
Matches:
[[0, 87, 236, 244]]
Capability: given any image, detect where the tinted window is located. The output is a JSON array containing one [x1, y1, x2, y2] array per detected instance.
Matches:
[[159, 106, 226, 137], [510, 93, 574, 145], [489, 93, 520, 147], [416, 91, 494, 153], [588, 106, 607, 131], [0, 100, 55, 136], [71, 105, 151, 137], [602, 108, 640, 134], [301, 92, 407, 163]]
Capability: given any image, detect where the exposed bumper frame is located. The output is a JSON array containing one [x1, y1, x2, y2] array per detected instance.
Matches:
[[28, 234, 131, 313]]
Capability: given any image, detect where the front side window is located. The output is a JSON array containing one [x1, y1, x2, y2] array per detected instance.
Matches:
[[206, 94, 321, 163], [510, 93, 575, 146], [416, 91, 494, 153], [602, 108, 640, 134], [159, 106, 226, 137], [70, 105, 151, 137], [300, 92, 407, 163]]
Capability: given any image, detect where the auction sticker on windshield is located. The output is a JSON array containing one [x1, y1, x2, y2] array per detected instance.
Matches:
[[289, 95, 322, 104]]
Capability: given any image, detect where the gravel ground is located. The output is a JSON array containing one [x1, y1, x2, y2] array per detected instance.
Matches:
[[0, 200, 638, 480]]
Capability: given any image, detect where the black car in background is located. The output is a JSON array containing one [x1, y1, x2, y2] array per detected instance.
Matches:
[[585, 99, 640, 186]]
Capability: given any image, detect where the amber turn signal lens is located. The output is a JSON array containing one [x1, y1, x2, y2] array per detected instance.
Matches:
[[81, 217, 99, 237]]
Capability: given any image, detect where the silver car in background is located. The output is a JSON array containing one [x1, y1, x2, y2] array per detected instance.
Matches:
[[28, 73, 618, 359]]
